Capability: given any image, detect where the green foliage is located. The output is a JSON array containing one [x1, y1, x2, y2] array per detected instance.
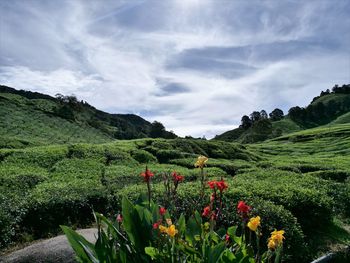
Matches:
[[131, 149, 158, 164], [62, 195, 279, 263]]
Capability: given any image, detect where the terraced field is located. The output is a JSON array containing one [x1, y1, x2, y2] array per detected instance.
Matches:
[[0, 124, 349, 262]]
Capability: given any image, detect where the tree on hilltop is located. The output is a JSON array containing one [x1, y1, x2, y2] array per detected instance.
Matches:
[[269, 108, 284, 121]]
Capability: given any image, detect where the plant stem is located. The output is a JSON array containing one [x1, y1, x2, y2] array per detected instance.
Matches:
[[147, 180, 151, 209]]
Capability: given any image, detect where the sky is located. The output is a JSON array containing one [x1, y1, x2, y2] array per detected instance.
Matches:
[[1, 0, 349, 138]]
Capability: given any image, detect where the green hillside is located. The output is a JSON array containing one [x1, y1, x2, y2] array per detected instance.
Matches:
[[0, 86, 176, 148], [215, 84, 350, 143], [331, 112, 350, 124], [1, 124, 349, 261]]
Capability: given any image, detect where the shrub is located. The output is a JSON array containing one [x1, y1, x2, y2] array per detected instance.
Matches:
[[155, 149, 184, 163], [22, 180, 108, 238], [131, 149, 157, 164], [3, 146, 67, 168]]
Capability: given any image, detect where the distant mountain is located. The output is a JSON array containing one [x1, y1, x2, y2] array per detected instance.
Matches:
[[0, 85, 176, 148], [214, 84, 350, 143]]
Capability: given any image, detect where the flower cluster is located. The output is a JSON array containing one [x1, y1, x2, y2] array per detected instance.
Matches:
[[156, 217, 178, 238], [207, 179, 228, 193], [237, 201, 251, 216], [268, 230, 285, 250], [194, 155, 208, 169], [159, 224, 178, 237], [140, 167, 154, 182], [172, 171, 184, 183]]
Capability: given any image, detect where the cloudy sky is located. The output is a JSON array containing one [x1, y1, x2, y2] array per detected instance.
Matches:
[[1, 0, 349, 138]]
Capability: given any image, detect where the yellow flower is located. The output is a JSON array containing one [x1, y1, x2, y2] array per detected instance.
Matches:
[[159, 225, 167, 234], [271, 230, 285, 243], [268, 229, 285, 250], [268, 239, 277, 250], [167, 225, 178, 237], [247, 216, 261, 232], [166, 218, 172, 226], [195, 155, 208, 168]]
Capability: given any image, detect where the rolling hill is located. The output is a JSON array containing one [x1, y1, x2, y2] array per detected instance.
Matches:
[[215, 84, 350, 143], [0, 85, 176, 148]]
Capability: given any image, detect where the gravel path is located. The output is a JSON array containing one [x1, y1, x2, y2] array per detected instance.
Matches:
[[1, 228, 97, 263]]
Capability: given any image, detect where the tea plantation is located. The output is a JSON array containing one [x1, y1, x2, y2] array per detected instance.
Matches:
[[0, 124, 350, 262]]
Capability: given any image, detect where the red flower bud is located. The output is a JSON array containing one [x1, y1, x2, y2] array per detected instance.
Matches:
[[117, 214, 123, 223], [159, 207, 166, 216], [202, 206, 211, 217]]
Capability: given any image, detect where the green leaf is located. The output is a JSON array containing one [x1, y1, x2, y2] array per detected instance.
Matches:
[[208, 242, 226, 263], [221, 250, 236, 262], [145, 247, 159, 260], [60, 225, 96, 262], [227, 226, 238, 238], [186, 216, 201, 245], [177, 214, 186, 235]]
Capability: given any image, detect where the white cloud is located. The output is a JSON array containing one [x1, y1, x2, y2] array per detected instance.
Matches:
[[0, 0, 349, 138]]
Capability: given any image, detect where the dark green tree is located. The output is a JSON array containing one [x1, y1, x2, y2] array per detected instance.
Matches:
[[260, 110, 268, 119], [240, 115, 252, 129], [150, 121, 166, 138], [269, 108, 284, 121], [250, 111, 261, 122]]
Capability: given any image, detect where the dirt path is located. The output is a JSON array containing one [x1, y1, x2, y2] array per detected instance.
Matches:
[[1, 228, 97, 263]]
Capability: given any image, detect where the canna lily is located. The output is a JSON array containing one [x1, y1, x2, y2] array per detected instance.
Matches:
[[140, 168, 154, 182], [153, 222, 160, 229], [208, 180, 217, 189], [172, 171, 184, 183], [202, 206, 211, 217], [158, 224, 178, 237], [167, 225, 178, 237], [247, 216, 261, 232], [159, 225, 167, 234], [195, 155, 208, 168], [116, 214, 123, 223], [268, 229, 285, 250], [268, 239, 277, 250], [159, 207, 166, 216], [270, 230, 285, 243], [237, 201, 251, 214], [216, 179, 228, 193]]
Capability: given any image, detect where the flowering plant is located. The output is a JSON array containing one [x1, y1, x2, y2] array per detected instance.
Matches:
[[62, 156, 285, 262]]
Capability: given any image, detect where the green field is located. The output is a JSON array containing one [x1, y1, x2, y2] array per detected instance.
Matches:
[[1, 124, 349, 262]]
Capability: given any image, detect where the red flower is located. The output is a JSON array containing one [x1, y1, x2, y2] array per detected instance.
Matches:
[[172, 171, 184, 183], [117, 214, 123, 223], [153, 222, 160, 229], [237, 201, 251, 214], [202, 206, 211, 217], [216, 179, 228, 192], [208, 180, 217, 189], [141, 168, 154, 182], [225, 233, 230, 242], [159, 207, 166, 216]]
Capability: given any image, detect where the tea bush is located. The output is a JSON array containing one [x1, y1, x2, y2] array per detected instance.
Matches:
[[22, 180, 108, 238]]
